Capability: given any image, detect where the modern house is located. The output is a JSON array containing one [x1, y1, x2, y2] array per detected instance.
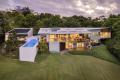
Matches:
[[5, 28, 33, 41], [38, 27, 111, 52]]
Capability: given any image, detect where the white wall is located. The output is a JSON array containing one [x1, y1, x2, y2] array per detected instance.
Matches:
[[19, 47, 38, 62], [5, 33, 9, 41], [49, 42, 60, 52], [28, 28, 33, 38], [19, 37, 38, 62], [46, 35, 49, 42]]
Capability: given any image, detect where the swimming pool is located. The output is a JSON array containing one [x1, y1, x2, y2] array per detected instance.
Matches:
[[23, 39, 38, 47]]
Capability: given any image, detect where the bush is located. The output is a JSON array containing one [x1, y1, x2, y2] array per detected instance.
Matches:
[[68, 45, 120, 64], [38, 38, 49, 55], [68, 50, 92, 55]]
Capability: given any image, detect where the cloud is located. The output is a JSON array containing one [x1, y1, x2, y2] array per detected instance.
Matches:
[[0, 0, 10, 10], [0, 0, 120, 18]]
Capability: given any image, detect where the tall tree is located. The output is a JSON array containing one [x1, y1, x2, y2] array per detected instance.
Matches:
[[0, 12, 9, 42], [25, 14, 37, 27], [20, 7, 32, 16], [106, 20, 120, 59], [47, 15, 63, 27], [6, 30, 19, 52], [38, 37, 49, 54], [14, 13, 26, 27]]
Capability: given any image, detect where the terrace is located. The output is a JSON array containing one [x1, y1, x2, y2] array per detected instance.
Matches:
[[49, 34, 90, 42]]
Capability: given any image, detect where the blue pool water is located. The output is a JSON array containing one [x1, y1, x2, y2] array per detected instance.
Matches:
[[23, 39, 38, 47]]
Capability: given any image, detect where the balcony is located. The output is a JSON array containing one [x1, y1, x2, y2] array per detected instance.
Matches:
[[49, 34, 89, 42]]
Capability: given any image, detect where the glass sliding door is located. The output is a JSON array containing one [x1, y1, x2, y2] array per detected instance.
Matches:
[[66, 42, 85, 50], [76, 42, 85, 50], [66, 42, 73, 49]]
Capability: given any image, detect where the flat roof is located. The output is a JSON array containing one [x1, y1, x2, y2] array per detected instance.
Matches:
[[14, 28, 30, 33], [38, 27, 109, 34], [8, 28, 32, 34]]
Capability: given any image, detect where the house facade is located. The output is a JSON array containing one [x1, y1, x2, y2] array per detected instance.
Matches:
[[5, 28, 33, 41], [38, 27, 111, 52]]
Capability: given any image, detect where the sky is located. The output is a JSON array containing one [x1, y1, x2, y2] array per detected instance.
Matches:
[[0, 0, 120, 18]]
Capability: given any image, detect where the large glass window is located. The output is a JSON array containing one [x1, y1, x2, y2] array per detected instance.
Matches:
[[49, 34, 89, 42], [100, 32, 111, 38], [92, 32, 99, 37], [77, 43, 84, 48], [49, 34, 55, 42]]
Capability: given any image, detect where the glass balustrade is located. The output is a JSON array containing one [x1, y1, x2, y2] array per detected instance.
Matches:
[[49, 34, 89, 42]]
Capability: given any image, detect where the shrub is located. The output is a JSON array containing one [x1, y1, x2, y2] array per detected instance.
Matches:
[[38, 38, 49, 55], [68, 50, 92, 55]]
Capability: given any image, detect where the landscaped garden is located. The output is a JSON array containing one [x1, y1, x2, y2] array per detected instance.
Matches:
[[91, 45, 120, 64], [0, 54, 120, 80], [69, 45, 120, 64], [0, 45, 120, 80]]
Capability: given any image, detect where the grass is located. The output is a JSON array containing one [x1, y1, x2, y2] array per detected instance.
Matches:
[[0, 54, 120, 80], [69, 45, 120, 64], [91, 45, 120, 64]]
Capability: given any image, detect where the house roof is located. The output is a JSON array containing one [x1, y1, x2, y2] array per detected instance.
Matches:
[[7, 28, 32, 35], [38, 27, 109, 34], [14, 28, 30, 34]]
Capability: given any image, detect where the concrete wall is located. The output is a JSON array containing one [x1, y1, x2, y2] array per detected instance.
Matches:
[[46, 35, 49, 42], [28, 28, 33, 37], [49, 42, 60, 52], [19, 37, 38, 62], [19, 47, 38, 62]]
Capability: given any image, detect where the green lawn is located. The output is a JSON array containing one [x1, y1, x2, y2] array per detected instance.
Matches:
[[0, 54, 120, 80], [69, 45, 120, 64], [91, 45, 120, 64]]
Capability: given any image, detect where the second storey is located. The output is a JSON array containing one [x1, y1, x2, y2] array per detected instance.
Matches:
[[38, 27, 111, 43]]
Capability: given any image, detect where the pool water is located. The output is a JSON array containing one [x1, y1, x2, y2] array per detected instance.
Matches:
[[23, 39, 38, 47]]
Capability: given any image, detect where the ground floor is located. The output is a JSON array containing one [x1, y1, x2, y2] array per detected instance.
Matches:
[[48, 41, 92, 52]]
